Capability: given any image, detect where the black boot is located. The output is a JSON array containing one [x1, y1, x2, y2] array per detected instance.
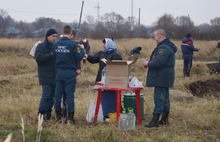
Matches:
[[158, 112, 169, 125], [44, 110, 52, 121], [186, 70, 190, 77], [68, 112, 76, 124], [38, 111, 50, 122], [145, 114, 160, 128], [56, 110, 62, 121]]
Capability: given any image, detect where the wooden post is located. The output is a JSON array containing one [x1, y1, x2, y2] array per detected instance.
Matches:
[[78, 1, 84, 32], [218, 48, 220, 63]]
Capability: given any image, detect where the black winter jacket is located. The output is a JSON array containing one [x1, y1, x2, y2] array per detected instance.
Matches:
[[87, 50, 122, 83], [35, 39, 56, 85]]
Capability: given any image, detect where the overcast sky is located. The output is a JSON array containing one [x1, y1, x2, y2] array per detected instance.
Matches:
[[1, 0, 220, 26]]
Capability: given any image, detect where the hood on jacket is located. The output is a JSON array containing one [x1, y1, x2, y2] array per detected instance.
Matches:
[[159, 38, 177, 53], [182, 37, 192, 43]]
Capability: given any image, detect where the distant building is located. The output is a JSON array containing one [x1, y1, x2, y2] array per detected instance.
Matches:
[[32, 28, 45, 37], [6, 27, 25, 38]]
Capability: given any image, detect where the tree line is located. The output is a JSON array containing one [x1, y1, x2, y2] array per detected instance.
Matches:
[[0, 9, 220, 40]]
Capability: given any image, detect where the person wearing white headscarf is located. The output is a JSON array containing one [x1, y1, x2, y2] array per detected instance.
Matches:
[[85, 38, 122, 119]]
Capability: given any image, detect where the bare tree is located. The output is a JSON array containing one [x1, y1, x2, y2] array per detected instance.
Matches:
[[15, 21, 33, 38], [210, 17, 220, 39], [32, 17, 63, 37], [196, 23, 211, 40], [133, 25, 149, 38], [176, 15, 195, 39], [0, 9, 15, 37], [101, 12, 124, 36], [156, 14, 176, 38]]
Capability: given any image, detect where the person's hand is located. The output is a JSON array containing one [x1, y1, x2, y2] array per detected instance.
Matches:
[[143, 58, 149, 67], [76, 69, 81, 75], [84, 54, 88, 59], [144, 58, 149, 61], [78, 44, 84, 49]]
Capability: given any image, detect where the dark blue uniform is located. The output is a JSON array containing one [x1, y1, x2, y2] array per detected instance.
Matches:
[[53, 37, 84, 113], [146, 38, 177, 114], [35, 38, 56, 114]]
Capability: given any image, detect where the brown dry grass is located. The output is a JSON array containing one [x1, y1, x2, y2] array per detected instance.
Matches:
[[0, 38, 219, 142]]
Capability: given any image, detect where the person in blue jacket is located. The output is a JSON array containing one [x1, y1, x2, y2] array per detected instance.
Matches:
[[85, 38, 122, 120], [35, 29, 57, 121], [61, 29, 82, 119], [129, 46, 142, 64], [181, 33, 199, 77], [143, 29, 177, 128], [53, 25, 85, 124]]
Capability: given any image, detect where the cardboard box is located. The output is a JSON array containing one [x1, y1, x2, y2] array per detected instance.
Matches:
[[105, 60, 133, 88]]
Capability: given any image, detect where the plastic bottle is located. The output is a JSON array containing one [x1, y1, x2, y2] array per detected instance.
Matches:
[[83, 57, 86, 63], [101, 68, 106, 86], [118, 110, 129, 131], [127, 107, 136, 130]]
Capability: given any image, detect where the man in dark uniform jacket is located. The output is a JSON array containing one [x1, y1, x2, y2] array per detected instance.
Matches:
[[143, 29, 177, 128], [53, 25, 84, 124], [35, 29, 57, 121]]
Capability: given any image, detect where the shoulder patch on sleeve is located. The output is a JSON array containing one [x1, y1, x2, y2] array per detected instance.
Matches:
[[159, 49, 164, 54], [77, 47, 81, 53]]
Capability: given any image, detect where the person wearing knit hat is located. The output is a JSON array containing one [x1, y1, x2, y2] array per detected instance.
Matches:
[[46, 29, 57, 37], [186, 33, 192, 38], [35, 28, 57, 121], [181, 33, 199, 77]]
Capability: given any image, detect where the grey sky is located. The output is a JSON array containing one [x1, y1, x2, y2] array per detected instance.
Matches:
[[1, 0, 220, 26]]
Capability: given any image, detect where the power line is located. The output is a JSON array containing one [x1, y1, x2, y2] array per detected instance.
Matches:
[[2, 8, 78, 16]]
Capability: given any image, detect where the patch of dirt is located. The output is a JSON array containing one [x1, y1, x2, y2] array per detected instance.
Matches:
[[0, 80, 10, 86], [188, 79, 220, 98]]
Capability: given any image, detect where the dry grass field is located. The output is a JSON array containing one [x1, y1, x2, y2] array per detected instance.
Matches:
[[0, 38, 219, 142]]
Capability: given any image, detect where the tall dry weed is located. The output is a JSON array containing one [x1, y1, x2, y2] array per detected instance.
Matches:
[[3, 133, 12, 142], [36, 114, 43, 142], [20, 117, 25, 142]]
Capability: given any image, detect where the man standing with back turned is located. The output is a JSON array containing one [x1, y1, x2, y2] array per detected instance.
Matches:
[[143, 29, 177, 128], [53, 25, 84, 124]]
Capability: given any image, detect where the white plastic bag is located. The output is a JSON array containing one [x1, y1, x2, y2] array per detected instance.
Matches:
[[129, 77, 143, 88], [30, 41, 41, 57], [86, 100, 103, 123]]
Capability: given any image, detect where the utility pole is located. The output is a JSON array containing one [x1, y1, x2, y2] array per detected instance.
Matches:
[[78, 1, 84, 32], [95, 3, 100, 23], [131, 0, 133, 30], [138, 8, 141, 39]]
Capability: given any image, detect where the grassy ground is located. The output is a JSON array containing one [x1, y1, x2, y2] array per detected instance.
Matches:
[[0, 38, 219, 142]]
